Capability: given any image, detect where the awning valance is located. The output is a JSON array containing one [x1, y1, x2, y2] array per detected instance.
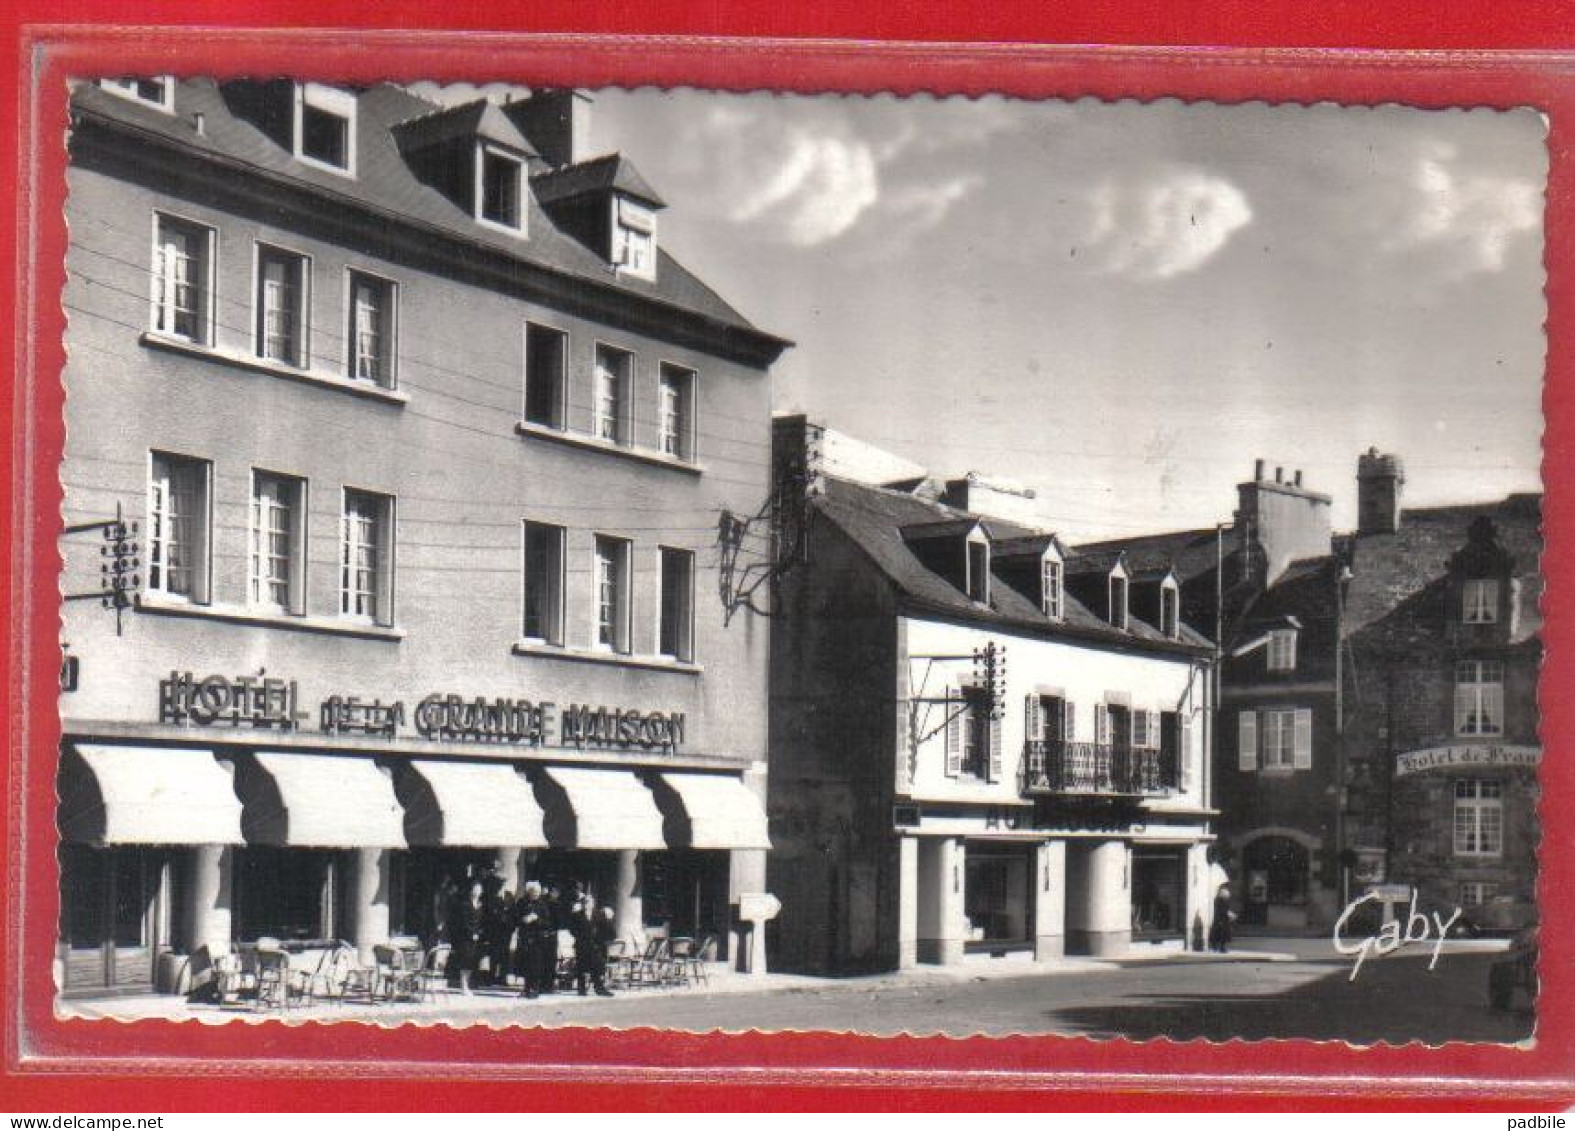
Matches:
[[239, 751, 406, 848], [656, 772, 772, 850], [538, 766, 666, 850], [398, 759, 547, 848], [59, 744, 244, 846]]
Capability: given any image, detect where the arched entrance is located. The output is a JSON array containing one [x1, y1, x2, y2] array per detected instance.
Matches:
[[1241, 835, 1311, 929]]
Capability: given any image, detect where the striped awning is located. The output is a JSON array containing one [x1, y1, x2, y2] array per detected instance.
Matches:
[[399, 759, 547, 848], [657, 772, 772, 850], [238, 751, 406, 848], [538, 766, 666, 850], [59, 744, 244, 846]]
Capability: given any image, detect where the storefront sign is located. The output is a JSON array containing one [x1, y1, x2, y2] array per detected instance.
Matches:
[[159, 671, 303, 730], [321, 696, 405, 738], [1367, 883, 1413, 903], [1394, 744, 1540, 777]]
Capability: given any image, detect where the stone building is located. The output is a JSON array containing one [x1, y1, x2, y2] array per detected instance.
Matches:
[[766, 417, 1218, 976], [56, 76, 789, 996]]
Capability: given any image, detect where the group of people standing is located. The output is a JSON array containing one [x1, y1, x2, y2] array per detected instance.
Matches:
[[436, 868, 619, 998]]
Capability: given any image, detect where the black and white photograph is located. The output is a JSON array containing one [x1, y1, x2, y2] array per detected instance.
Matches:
[[54, 75, 1544, 1045]]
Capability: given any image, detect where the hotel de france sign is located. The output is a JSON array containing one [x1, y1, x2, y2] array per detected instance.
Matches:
[[1393, 743, 1541, 778]]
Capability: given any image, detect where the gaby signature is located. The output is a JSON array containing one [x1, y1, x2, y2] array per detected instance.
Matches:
[[1332, 891, 1462, 981]]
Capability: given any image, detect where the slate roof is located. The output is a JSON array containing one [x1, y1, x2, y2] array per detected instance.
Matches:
[[816, 476, 1213, 655], [1341, 493, 1543, 642], [393, 98, 538, 155], [70, 79, 787, 356], [532, 153, 667, 208], [1075, 525, 1233, 586]]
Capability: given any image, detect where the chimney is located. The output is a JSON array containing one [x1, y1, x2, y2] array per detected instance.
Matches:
[[503, 88, 593, 169], [1235, 457, 1333, 587], [1357, 447, 1405, 535]]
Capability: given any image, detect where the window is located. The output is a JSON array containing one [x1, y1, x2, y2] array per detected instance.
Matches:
[[346, 271, 396, 387], [147, 452, 210, 602], [294, 83, 356, 174], [1267, 629, 1298, 672], [1460, 881, 1498, 908], [955, 686, 992, 779], [593, 535, 632, 653], [658, 547, 695, 662], [594, 345, 632, 444], [1453, 779, 1504, 857], [523, 323, 567, 429], [613, 197, 657, 280], [340, 490, 394, 625], [1108, 573, 1128, 629], [236, 848, 337, 942], [658, 363, 696, 459], [1455, 659, 1505, 736], [1239, 707, 1312, 772], [1160, 584, 1180, 639], [521, 521, 565, 645], [151, 214, 213, 344], [477, 146, 523, 231], [1464, 579, 1500, 624], [1042, 557, 1063, 620], [256, 245, 309, 367], [1132, 709, 1151, 750], [249, 471, 306, 614], [101, 77, 173, 111], [966, 539, 990, 604]]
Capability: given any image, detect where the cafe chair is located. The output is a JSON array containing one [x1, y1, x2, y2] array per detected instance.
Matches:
[[626, 937, 672, 989], [254, 945, 299, 1011], [372, 943, 421, 1003], [418, 943, 452, 1003], [675, 934, 715, 988], [603, 938, 631, 989]]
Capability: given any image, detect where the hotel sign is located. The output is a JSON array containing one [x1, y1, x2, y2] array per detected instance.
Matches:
[[1394, 744, 1541, 778], [157, 674, 684, 751]]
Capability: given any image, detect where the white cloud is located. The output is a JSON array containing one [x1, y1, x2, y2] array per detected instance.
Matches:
[[1386, 142, 1541, 275], [878, 174, 985, 236], [728, 129, 879, 246], [1079, 168, 1253, 281]]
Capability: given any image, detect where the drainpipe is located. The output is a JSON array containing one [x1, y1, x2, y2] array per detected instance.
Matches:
[[1335, 566, 1348, 909]]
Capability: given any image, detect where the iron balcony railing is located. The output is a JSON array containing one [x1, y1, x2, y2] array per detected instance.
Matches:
[[1020, 739, 1177, 797]]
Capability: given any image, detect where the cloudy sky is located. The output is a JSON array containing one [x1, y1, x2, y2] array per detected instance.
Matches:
[[581, 92, 1546, 539]]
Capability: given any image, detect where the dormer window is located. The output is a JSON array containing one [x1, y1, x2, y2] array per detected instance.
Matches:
[[1042, 555, 1063, 620], [477, 145, 524, 232], [101, 77, 174, 112], [1463, 578, 1500, 624], [1108, 571, 1129, 630], [294, 83, 356, 175], [613, 197, 657, 281], [966, 538, 990, 604], [1160, 582, 1180, 639], [1267, 628, 1297, 671]]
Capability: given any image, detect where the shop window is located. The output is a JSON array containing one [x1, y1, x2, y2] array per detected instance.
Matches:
[[340, 489, 395, 626], [148, 451, 211, 603], [658, 363, 696, 459], [294, 82, 356, 175], [1453, 779, 1504, 857], [235, 848, 337, 942], [255, 244, 310, 367], [151, 213, 214, 344], [594, 344, 633, 444], [658, 546, 694, 662], [249, 470, 306, 614], [594, 534, 632, 653], [1455, 659, 1505, 736], [1463, 578, 1500, 624], [521, 520, 565, 645], [523, 322, 567, 429], [347, 271, 396, 387], [476, 145, 524, 232], [101, 77, 174, 111]]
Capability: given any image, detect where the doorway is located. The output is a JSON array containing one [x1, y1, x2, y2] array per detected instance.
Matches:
[[57, 845, 167, 994]]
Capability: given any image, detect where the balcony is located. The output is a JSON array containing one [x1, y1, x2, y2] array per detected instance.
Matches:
[[1021, 739, 1177, 797]]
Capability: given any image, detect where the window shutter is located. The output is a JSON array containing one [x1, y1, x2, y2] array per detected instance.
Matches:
[[988, 713, 1004, 782], [944, 689, 961, 777], [1180, 715, 1195, 791], [1095, 704, 1109, 745], [1293, 708, 1313, 769], [1064, 701, 1076, 742], [1238, 710, 1258, 772], [1149, 710, 1161, 750], [1025, 694, 1042, 743]]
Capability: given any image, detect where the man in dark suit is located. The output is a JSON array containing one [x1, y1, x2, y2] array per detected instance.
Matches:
[[571, 896, 616, 997], [514, 881, 554, 999]]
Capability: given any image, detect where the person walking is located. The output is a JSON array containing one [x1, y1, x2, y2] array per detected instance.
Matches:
[[1209, 882, 1236, 953], [570, 894, 615, 997]]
